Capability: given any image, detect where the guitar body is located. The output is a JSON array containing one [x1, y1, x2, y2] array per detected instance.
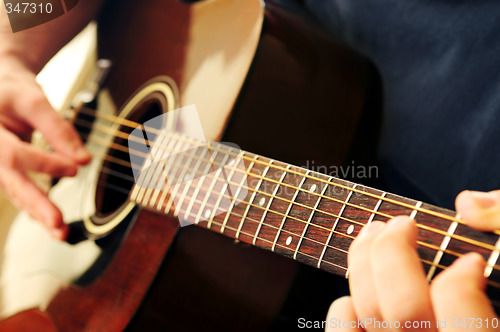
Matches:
[[0, 0, 371, 330]]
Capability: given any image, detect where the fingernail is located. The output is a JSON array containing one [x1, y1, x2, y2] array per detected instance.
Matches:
[[64, 164, 78, 177], [358, 221, 384, 238], [50, 225, 68, 240], [389, 215, 414, 223], [76, 147, 91, 163], [453, 252, 485, 270], [470, 191, 497, 209], [50, 228, 62, 238]]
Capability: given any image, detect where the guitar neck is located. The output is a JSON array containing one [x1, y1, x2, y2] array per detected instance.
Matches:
[[129, 132, 500, 287]]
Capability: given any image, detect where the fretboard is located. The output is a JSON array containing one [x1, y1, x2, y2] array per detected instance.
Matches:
[[129, 130, 500, 308]]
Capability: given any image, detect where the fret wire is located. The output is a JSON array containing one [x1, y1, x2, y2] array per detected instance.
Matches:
[[192, 152, 398, 222], [137, 131, 169, 204], [253, 164, 290, 246], [177, 182, 500, 288], [272, 170, 310, 252], [318, 184, 357, 270], [148, 132, 178, 208], [426, 213, 459, 281], [144, 130, 176, 205], [143, 142, 497, 252], [154, 137, 187, 211], [410, 201, 423, 220], [163, 137, 195, 215], [293, 177, 330, 260], [133, 144, 499, 256], [207, 153, 241, 229], [171, 140, 210, 213], [113, 172, 499, 283], [93, 120, 496, 250], [220, 152, 255, 233], [129, 131, 161, 204], [485, 235, 500, 278], [173, 141, 208, 219], [231, 156, 469, 230], [129, 153, 148, 204], [158, 129, 467, 228], [131, 126, 168, 205], [85, 120, 498, 252], [95, 158, 500, 278], [184, 146, 215, 223], [193, 152, 229, 226], [367, 192, 386, 225], [161, 137, 190, 217], [172, 161, 500, 272], [76, 113, 500, 277], [134, 149, 353, 239], [154, 150, 355, 237], [236, 158, 271, 239], [217, 219, 347, 273], [223, 162, 481, 250], [80, 108, 500, 238], [202, 188, 347, 255], [417, 222, 495, 251], [180, 186, 349, 270], [83, 112, 431, 226], [420, 259, 500, 289]]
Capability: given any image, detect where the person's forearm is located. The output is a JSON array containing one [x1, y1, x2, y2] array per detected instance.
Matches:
[[0, 0, 104, 73]]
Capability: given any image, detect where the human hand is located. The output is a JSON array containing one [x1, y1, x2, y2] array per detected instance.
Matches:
[[0, 56, 90, 240], [326, 190, 500, 331]]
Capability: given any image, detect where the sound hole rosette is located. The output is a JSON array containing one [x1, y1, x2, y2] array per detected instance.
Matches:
[[83, 77, 178, 237]]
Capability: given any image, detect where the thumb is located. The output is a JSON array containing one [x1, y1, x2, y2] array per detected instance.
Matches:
[[19, 88, 91, 164], [455, 190, 500, 231]]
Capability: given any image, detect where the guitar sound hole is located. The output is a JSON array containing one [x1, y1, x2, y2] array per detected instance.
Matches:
[[94, 99, 164, 221]]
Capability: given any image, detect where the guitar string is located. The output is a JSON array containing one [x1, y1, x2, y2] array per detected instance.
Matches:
[[419, 258, 500, 289], [92, 174, 500, 290], [94, 170, 351, 256], [84, 134, 499, 274], [73, 117, 500, 254], [192, 198, 500, 289], [92, 176, 351, 260], [95, 161, 477, 272], [78, 105, 495, 239], [122, 139, 490, 268], [81, 129, 490, 255], [76, 115, 470, 248], [74, 117, 500, 260], [82, 135, 359, 245], [145, 152, 500, 273]]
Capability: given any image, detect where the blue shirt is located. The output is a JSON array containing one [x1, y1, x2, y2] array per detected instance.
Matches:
[[284, 0, 500, 208]]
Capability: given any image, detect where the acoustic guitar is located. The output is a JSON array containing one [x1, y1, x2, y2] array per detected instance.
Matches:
[[0, 0, 498, 331]]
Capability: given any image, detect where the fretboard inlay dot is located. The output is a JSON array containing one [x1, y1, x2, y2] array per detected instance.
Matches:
[[347, 225, 354, 235], [129, 134, 498, 300]]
